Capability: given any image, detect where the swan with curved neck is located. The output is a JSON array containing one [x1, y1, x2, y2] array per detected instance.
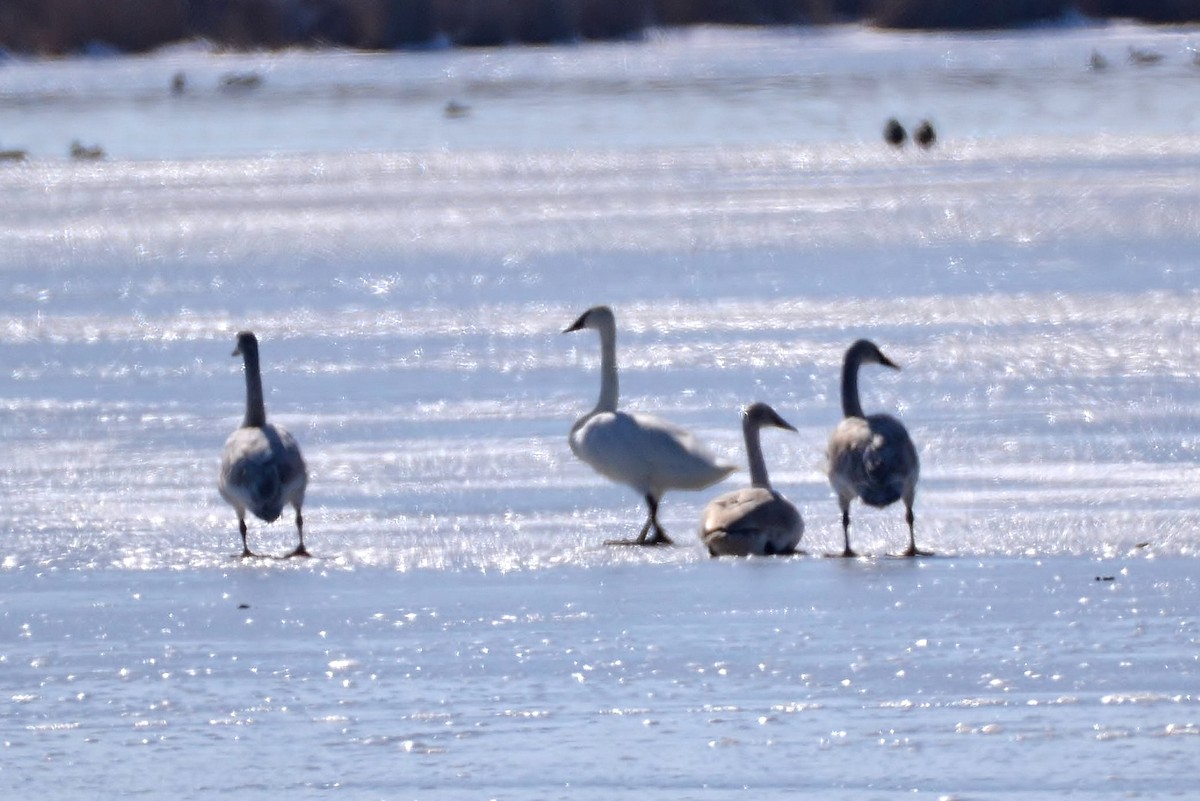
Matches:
[[218, 331, 309, 558], [700, 402, 804, 557], [826, 339, 926, 558], [564, 305, 734, 545]]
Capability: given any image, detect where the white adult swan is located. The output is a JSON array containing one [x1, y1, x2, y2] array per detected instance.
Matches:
[[565, 305, 734, 545], [826, 339, 926, 558], [700, 402, 804, 557], [218, 330, 309, 558]]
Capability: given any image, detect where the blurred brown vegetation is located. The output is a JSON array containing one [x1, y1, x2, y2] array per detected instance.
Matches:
[[1, 0, 1198, 55]]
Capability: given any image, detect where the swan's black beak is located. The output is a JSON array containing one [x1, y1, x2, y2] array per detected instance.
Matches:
[[880, 353, 900, 370], [563, 312, 588, 333], [231, 345, 241, 357], [768, 409, 797, 432]]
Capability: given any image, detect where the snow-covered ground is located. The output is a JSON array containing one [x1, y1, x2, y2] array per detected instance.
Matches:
[[2, 23, 1200, 799]]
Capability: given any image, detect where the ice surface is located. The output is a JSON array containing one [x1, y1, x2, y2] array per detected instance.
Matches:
[[2, 23, 1200, 800], [4, 562, 1199, 800]]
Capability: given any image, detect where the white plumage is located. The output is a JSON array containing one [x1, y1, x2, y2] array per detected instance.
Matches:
[[700, 402, 804, 557], [218, 330, 309, 558], [826, 339, 926, 557], [565, 306, 734, 545]]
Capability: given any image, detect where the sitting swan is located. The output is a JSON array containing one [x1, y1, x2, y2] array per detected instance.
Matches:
[[218, 331, 309, 558], [826, 339, 926, 558], [565, 305, 734, 545], [700, 402, 804, 557]]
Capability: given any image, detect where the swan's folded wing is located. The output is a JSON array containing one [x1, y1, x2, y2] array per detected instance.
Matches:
[[573, 411, 733, 492]]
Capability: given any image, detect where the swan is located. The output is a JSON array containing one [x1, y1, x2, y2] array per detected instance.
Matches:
[[826, 339, 926, 558], [699, 402, 804, 557], [564, 305, 734, 545], [218, 331, 309, 558]]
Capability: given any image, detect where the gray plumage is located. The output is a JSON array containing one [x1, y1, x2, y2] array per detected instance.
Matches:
[[565, 306, 734, 545], [826, 339, 926, 557], [218, 331, 309, 558], [700, 402, 804, 557]]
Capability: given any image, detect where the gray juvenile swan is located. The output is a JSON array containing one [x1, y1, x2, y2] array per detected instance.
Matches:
[[699, 402, 804, 557], [565, 306, 734, 545], [218, 331, 309, 558], [826, 339, 926, 558]]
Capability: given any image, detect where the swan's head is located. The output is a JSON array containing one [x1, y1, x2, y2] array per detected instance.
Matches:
[[743, 402, 796, 433], [846, 339, 899, 370], [232, 330, 259, 358], [564, 305, 615, 335]]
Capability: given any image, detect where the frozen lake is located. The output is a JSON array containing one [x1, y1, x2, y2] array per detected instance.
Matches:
[[3, 22, 1200, 799]]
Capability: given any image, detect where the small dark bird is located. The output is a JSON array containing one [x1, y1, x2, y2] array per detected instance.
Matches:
[[883, 118, 906, 147], [220, 72, 263, 93], [69, 140, 104, 161], [1128, 46, 1163, 66], [171, 71, 187, 95], [914, 120, 936, 149]]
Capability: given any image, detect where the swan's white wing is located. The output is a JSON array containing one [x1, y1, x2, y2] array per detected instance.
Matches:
[[571, 411, 733, 495]]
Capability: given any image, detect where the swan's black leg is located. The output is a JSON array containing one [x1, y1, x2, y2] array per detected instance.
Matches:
[[605, 496, 672, 546], [645, 495, 673, 545], [841, 507, 857, 557], [286, 509, 310, 558], [238, 517, 256, 558], [900, 505, 931, 557]]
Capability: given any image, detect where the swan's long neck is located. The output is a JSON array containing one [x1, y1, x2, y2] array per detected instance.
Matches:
[[744, 417, 771, 489], [594, 320, 619, 413], [841, 352, 865, 419], [241, 345, 268, 429]]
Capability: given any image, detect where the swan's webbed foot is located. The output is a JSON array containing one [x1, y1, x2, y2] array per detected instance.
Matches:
[[239, 547, 260, 559], [286, 544, 311, 558], [606, 518, 651, 546], [840, 546, 859, 558], [645, 527, 674, 546], [899, 544, 932, 558], [604, 535, 673, 547]]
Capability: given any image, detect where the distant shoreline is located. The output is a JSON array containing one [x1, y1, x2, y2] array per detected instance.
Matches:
[[2, 0, 1198, 58]]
